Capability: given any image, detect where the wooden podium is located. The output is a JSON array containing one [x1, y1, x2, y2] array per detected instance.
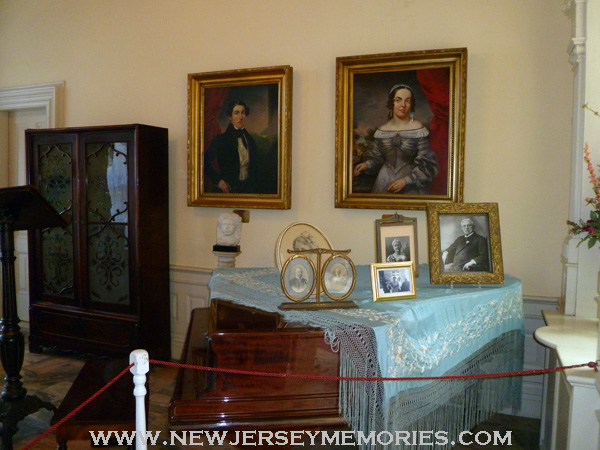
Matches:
[[0, 185, 67, 450]]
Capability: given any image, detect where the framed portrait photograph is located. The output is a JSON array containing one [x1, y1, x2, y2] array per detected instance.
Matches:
[[274, 222, 332, 271], [370, 262, 416, 301], [335, 48, 467, 210], [375, 214, 419, 276], [322, 254, 356, 301], [187, 65, 292, 209], [281, 255, 316, 302], [426, 203, 504, 285]]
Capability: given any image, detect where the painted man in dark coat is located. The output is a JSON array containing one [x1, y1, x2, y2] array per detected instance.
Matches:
[[204, 99, 259, 193]]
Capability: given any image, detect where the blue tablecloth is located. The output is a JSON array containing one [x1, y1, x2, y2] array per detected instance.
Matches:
[[209, 265, 524, 447]]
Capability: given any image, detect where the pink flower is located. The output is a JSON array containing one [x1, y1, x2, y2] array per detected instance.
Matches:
[[569, 140, 600, 248]]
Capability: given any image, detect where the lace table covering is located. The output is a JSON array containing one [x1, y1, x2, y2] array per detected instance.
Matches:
[[209, 265, 524, 449]]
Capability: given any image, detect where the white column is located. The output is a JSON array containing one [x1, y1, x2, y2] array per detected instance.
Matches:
[[562, 0, 591, 318], [130, 349, 149, 450]]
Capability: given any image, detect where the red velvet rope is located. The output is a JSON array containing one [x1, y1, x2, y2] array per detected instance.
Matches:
[[21, 359, 599, 449], [150, 359, 599, 381], [22, 364, 134, 450]]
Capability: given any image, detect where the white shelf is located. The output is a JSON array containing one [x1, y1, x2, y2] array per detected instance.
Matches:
[[535, 310, 598, 385]]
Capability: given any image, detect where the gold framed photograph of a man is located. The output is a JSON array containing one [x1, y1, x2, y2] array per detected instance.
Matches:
[[281, 255, 316, 302], [334, 48, 467, 210], [187, 65, 292, 209], [426, 203, 504, 285]]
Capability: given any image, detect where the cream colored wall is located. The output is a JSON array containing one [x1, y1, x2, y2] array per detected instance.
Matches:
[[0, 114, 7, 186], [0, 0, 573, 298]]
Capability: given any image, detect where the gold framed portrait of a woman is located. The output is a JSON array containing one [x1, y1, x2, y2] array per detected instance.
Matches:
[[335, 48, 467, 210]]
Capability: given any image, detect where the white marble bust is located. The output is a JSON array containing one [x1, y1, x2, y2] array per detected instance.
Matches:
[[216, 212, 242, 247]]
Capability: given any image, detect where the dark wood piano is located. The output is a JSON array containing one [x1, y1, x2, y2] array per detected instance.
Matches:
[[168, 300, 347, 431]]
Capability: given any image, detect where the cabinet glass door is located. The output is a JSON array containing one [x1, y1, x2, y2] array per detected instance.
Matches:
[[85, 140, 130, 306], [38, 142, 75, 301]]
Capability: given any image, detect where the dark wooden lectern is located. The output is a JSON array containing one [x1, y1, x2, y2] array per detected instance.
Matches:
[[0, 185, 67, 450]]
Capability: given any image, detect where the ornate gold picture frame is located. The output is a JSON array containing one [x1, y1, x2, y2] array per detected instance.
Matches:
[[427, 202, 504, 285], [370, 262, 417, 301], [335, 48, 467, 210], [375, 213, 419, 276], [281, 254, 317, 302], [187, 65, 292, 209], [321, 253, 356, 301], [279, 250, 357, 309]]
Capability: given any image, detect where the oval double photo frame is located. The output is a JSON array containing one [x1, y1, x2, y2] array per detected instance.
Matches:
[[280, 252, 356, 303]]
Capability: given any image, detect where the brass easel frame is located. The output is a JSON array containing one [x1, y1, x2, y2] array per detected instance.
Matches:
[[279, 248, 357, 310]]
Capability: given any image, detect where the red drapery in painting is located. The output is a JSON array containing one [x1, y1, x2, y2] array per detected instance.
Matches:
[[204, 87, 230, 148], [203, 87, 229, 190], [417, 68, 450, 196]]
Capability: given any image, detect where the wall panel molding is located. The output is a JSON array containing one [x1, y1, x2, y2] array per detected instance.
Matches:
[[518, 295, 560, 419], [169, 265, 213, 359]]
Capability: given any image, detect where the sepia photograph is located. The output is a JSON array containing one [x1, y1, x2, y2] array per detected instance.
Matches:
[[322, 254, 356, 301], [274, 222, 332, 271], [281, 255, 316, 302], [375, 215, 419, 276]]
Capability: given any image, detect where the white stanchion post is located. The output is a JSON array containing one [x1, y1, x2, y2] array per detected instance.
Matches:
[[130, 349, 149, 450]]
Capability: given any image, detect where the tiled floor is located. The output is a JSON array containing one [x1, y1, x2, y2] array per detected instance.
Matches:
[[2, 344, 540, 449]]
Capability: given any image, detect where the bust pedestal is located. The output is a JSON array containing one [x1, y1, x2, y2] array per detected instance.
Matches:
[[213, 250, 241, 268]]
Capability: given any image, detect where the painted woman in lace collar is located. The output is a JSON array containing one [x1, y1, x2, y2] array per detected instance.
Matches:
[[352, 84, 439, 194]]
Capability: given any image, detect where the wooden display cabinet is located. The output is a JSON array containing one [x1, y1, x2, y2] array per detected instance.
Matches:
[[26, 124, 171, 360]]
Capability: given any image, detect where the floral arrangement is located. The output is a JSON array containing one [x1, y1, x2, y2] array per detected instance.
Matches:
[[567, 104, 600, 248]]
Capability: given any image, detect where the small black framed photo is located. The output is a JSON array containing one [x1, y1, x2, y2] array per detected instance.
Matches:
[[370, 262, 416, 301], [426, 202, 504, 285]]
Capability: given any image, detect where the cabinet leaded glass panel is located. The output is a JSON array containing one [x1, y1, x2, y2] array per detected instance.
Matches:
[[85, 142, 130, 305], [38, 143, 74, 298]]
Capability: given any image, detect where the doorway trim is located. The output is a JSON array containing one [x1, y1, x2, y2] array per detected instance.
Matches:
[[0, 81, 64, 324], [0, 81, 64, 127]]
